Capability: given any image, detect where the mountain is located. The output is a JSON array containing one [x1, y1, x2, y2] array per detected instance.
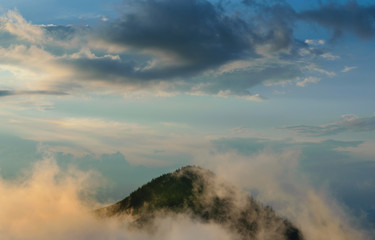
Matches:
[[97, 166, 304, 240]]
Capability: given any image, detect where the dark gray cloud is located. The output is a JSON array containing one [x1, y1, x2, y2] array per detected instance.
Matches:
[[65, 55, 301, 96], [284, 115, 375, 136], [104, 0, 256, 67], [244, 0, 375, 40], [54, 0, 302, 96], [25, 0, 299, 97], [298, 1, 375, 40], [0, 90, 68, 98], [84, 0, 298, 83]]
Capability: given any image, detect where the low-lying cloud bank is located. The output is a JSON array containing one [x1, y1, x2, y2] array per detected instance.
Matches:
[[0, 155, 237, 240], [196, 150, 372, 240], [0, 149, 372, 240]]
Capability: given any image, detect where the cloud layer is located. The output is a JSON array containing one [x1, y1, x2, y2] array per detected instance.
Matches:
[[3, 0, 374, 99], [196, 149, 370, 240], [284, 114, 375, 136], [0, 148, 371, 240], [0, 90, 68, 98], [0, 155, 240, 240]]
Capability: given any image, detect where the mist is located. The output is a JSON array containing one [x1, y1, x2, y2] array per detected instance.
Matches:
[[196, 149, 371, 240], [0, 150, 372, 240], [0, 155, 237, 240]]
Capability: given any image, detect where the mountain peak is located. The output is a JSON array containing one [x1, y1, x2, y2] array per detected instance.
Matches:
[[97, 166, 303, 240]]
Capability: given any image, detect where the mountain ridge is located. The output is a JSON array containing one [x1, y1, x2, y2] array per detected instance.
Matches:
[[97, 166, 304, 240]]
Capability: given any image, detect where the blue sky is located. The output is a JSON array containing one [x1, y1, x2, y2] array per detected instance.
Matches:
[[0, 0, 375, 238]]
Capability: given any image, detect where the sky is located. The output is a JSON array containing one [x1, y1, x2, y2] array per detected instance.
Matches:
[[0, 0, 375, 239]]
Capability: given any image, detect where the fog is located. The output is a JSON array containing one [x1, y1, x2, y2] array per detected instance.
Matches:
[[0, 155, 237, 240], [196, 150, 371, 240], [0, 150, 371, 240]]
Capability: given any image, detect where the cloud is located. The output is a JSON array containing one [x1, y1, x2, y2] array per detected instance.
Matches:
[[0, 10, 45, 43], [304, 39, 325, 45], [342, 66, 357, 72], [102, 0, 256, 71], [70, 0, 301, 96], [0, 44, 73, 93], [303, 63, 336, 77], [0, 4, 303, 99], [320, 52, 340, 60], [336, 141, 375, 159], [1, 1, 374, 99], [243, 1, 375, 41], [284, 114, 375, 136], [0, 89, 68, 98], [191, 136, 375, 232], [300, 39, 339, 61], [243, 0, 375, 41], [0, 154, 242, 240], [239, 93, 267, 101], [298, 2, 375, 40], [195, 149, 370, 240], [296, 76, 321, 87], [0, 156, 109, 240], [0, 114, 207, 166], [0, 133, 374, 239]]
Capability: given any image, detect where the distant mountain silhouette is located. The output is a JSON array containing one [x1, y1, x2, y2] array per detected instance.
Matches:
[[97, 166, 303, 240]]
